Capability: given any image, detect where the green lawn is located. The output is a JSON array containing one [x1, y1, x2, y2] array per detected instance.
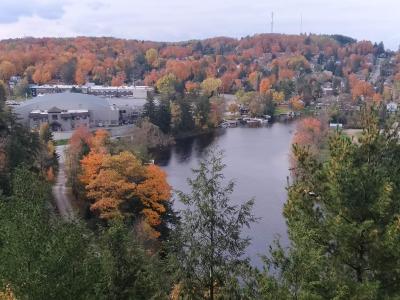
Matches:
[[54, 139, 69, 146], [275, 106, 291, 115]]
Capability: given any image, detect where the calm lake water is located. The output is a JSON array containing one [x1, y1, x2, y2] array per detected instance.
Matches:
[[154, 122, 296, 266]]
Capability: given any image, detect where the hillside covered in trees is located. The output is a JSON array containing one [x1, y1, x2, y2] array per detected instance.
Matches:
[[0, 34, 394, 95]]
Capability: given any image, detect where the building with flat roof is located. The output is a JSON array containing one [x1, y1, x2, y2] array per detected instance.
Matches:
[[14, 93, 120, 131], [29, 107, 90, 131], [29, 84, 153, 98]]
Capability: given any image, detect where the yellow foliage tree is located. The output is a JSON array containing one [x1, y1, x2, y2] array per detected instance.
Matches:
[[156, 73, 177, 97], [289, 95, 305, 111], [145, 48, 159, 68], [272, 90, 285, 104], [201, 77, 222, 97]]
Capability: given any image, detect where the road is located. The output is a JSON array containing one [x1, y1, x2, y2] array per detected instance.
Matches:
[[369, 57, 383, 85], [52, 145, 75, 220]]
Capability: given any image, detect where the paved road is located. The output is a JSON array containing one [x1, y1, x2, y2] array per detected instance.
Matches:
[[52, 145, 75, 220]]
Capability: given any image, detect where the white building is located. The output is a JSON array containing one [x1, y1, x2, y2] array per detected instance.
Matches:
[[387, 102, 398, 113], [14, 93, 120, 131], [30, 84, 153, 98]]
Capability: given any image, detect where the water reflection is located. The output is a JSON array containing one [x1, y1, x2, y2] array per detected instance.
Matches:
[[154, 130, 218, 165], [154, 122, 296, 267]]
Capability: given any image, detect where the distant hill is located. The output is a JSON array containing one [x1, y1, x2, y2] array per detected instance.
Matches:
[[0, 34, 389, 94]]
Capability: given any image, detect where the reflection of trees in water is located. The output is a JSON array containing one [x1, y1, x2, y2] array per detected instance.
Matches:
[[153, 129, 224, 165], [150, 147, 172, 166], [194, 132, 218, 159], [174, 136, 197, 163]]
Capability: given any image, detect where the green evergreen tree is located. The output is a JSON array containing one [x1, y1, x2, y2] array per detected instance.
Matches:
[[143, 92, 157, 124], [177, 97, 195, 132], [12, 78, 31, 100], [155, 99, 171, 133], [173, 149, 256, 299], [261, 111, 400, 299], [0, 80, 6, 108], [0, 167, 103, 299], [193, 95, 210, 129], [99, 221, 172, 300]]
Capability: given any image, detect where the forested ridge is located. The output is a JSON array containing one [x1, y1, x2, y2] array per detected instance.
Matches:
[[0, 34, 392, 92]]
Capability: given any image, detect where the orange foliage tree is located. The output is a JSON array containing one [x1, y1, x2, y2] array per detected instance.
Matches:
[[372, 93, 382, 104], [66, 125, 92, 184], [185, 81, 200, 94], [111, 72, 126, 86], [259, 78, 271, 94], [0, 61, 16, 81], [80, 140, 171, 237], [32, 63, 53, 84], [351, 80, 374, 101], [166, 60, 192, 81], [135, 164, 171, 232], [292, 117, 326, 154]]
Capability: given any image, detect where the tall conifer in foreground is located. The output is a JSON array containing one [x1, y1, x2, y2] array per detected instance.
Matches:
[[173, 149, 256, 299], [261, 110, 400, 299]]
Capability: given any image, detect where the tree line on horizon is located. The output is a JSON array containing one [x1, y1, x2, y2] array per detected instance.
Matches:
[[0, 34, 392, 96]]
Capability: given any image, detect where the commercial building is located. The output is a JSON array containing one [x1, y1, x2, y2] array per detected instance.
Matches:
[[14, 93, 120, 131], [29, 107, 90, 131], [30, 84, 153, 98]]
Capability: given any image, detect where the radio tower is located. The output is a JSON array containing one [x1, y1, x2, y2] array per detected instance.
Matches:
[[300, 14, 303, 34], [271, 12, 274, 33]]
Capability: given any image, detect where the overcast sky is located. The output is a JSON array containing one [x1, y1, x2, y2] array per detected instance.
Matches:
[[0, 0, 399, 50]]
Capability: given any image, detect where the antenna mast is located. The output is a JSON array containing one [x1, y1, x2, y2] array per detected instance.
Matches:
[[271, 12, 274, 33], [300, 14, 303, 34]]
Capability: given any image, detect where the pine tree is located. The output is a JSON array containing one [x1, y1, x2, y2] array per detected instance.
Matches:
[[143, 92, 157, 125], [173, 149, 256, 299], [155, 99, 171, 133], [261, 111, 400, 298]]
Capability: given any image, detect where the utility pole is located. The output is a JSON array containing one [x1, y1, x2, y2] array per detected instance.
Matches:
[[271, 12, 274, 33]]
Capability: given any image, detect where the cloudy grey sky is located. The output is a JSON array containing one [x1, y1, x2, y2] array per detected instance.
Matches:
[[0, 0, 399, 49]]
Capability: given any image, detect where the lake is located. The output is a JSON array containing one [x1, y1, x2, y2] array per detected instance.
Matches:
[[154, 122, 296, 266]]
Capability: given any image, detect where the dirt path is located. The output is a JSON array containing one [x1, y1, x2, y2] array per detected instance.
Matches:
[[52, 145, 75, 220]]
